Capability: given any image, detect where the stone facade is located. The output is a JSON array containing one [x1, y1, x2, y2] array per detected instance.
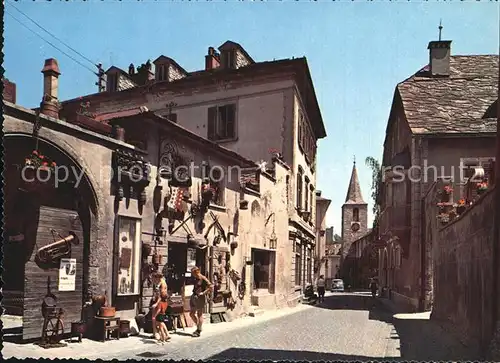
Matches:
[[61, 45, 326, 301], [429, 187, 496, 354], [314, 195, 331, 281]]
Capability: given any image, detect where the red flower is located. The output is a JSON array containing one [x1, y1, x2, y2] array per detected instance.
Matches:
[[32, 150, 38, 155], [51, 162, 57, 167], [39, 155, 44, 159], [42, 161, 48, 166]]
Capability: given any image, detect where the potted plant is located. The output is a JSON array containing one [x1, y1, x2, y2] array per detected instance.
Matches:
[[477, 182, 488, 195], [440, 185, 453, 202], [456, 199, 466, 215]]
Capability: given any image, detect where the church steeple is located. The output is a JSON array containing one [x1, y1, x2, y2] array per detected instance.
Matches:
[[344, 159, 366, 205]]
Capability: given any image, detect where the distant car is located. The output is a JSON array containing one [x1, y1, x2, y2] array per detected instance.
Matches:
[[331, 279, 344, 292]]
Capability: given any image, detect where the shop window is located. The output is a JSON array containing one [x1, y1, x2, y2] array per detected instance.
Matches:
[[115, 216, 141, 296], [307, 252, 312, 284], [295, 243, 302, 286], [353, 208, 359, 222]]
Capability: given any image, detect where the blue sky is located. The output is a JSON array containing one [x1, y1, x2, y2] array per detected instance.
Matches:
[[4, 1, 499, 235]]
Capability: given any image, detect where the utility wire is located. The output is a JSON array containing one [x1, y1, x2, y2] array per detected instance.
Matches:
[[6, 0, 98, 68], [6, 10, 97, 75]]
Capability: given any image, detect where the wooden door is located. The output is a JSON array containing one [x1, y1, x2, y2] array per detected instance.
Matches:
[[23, 206, 84, 340]]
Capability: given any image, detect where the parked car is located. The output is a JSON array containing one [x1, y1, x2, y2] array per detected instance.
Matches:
[[331, 279, 344, 292]]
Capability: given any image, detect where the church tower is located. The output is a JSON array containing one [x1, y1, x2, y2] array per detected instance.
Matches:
[[341, 159, 368, 258]]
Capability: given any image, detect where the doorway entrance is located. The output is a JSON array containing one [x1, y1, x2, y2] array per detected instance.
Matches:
[[251, 248, 276, 294]]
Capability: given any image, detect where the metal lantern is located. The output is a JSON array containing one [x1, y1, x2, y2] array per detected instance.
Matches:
[[269, 232, 277, 249]]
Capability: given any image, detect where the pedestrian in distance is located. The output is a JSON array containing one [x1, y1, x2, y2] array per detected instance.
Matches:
[[189, 266, 213, 337], [317, 275, 326, 303]]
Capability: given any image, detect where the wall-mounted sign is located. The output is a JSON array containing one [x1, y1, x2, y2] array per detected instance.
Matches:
[[59, 258, 76, 291]]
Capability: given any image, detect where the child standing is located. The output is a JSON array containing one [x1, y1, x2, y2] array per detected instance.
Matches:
[[154, 291, 171, 344]]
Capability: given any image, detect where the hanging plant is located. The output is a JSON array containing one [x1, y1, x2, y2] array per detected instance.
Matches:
[[443, 185, 453, 194], [25, 150, 57, 172], [477, 182, 488, 194]]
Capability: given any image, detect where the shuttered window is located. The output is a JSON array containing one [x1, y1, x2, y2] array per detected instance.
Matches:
[[207, 104, 236, 141]]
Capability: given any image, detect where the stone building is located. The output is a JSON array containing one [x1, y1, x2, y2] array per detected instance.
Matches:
[[314, 191, 331, 282], [377, 38, 498, 312], [2, 58, 293, 342], [339, 160, 368, 282], [342, 229, 376, 289], [60, 40, 327, 300]]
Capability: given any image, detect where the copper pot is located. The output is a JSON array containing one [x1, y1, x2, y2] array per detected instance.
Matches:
[[100, 306, 116, 317]]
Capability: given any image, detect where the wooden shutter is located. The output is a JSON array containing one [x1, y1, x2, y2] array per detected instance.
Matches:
[[207, 107, 217, 141], [269, 251, 276, 294], [225, 104, 236, 139]]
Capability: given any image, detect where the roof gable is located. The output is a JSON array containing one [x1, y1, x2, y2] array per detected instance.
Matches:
[[398, 55, 498, 135]]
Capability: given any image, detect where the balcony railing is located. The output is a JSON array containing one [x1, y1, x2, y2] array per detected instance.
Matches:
[[379, 204, 411, 237]]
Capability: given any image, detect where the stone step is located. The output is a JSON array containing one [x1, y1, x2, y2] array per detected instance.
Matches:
[[248, 306, 265, 317]]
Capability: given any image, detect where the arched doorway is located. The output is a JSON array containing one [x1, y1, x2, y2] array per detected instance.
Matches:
[[3, 134, 99, 340]]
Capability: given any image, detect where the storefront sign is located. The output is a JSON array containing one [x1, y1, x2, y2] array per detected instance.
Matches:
[[59, 258, 76, 291]]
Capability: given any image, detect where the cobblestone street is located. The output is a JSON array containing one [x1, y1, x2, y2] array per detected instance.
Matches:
[[3, 292, 480, 361]]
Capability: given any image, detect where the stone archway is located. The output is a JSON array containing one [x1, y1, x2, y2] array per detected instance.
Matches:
[[3, 132, 103, 339]]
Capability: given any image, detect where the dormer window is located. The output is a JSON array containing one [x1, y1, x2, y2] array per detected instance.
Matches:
[[222, 50, 236, 69], [107, 73, 118, 92], [157, 64, 167, 81]]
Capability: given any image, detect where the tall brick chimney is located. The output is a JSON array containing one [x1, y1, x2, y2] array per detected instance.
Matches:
[[40, 58, 61, 118], [205, 47, 220, 70], [2, 78, 16, 104]]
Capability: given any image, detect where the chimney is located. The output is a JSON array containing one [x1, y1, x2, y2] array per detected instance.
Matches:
[[205, 47, 220, 70], [40, 58, 61, 118], [427, 40, 452, 76], [2, 78, 16, 104], [129, 63, 135, 75], [316, 190, 322, 197]]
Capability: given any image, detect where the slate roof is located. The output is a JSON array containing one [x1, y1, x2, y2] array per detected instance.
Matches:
[[344, 161, 366, 205], [398, 55, 498, 134]]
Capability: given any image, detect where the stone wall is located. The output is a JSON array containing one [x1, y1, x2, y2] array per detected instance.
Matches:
[[432, 188, 496, 351]]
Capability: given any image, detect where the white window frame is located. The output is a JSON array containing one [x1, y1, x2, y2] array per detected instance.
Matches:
[[459, 157, 495, 195]]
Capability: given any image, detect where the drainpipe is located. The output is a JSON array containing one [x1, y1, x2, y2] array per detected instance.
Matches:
[[493, 62, 500, 339]]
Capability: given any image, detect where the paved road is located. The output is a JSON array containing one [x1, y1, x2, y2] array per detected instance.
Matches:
[[104, 292, 479, 361]]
